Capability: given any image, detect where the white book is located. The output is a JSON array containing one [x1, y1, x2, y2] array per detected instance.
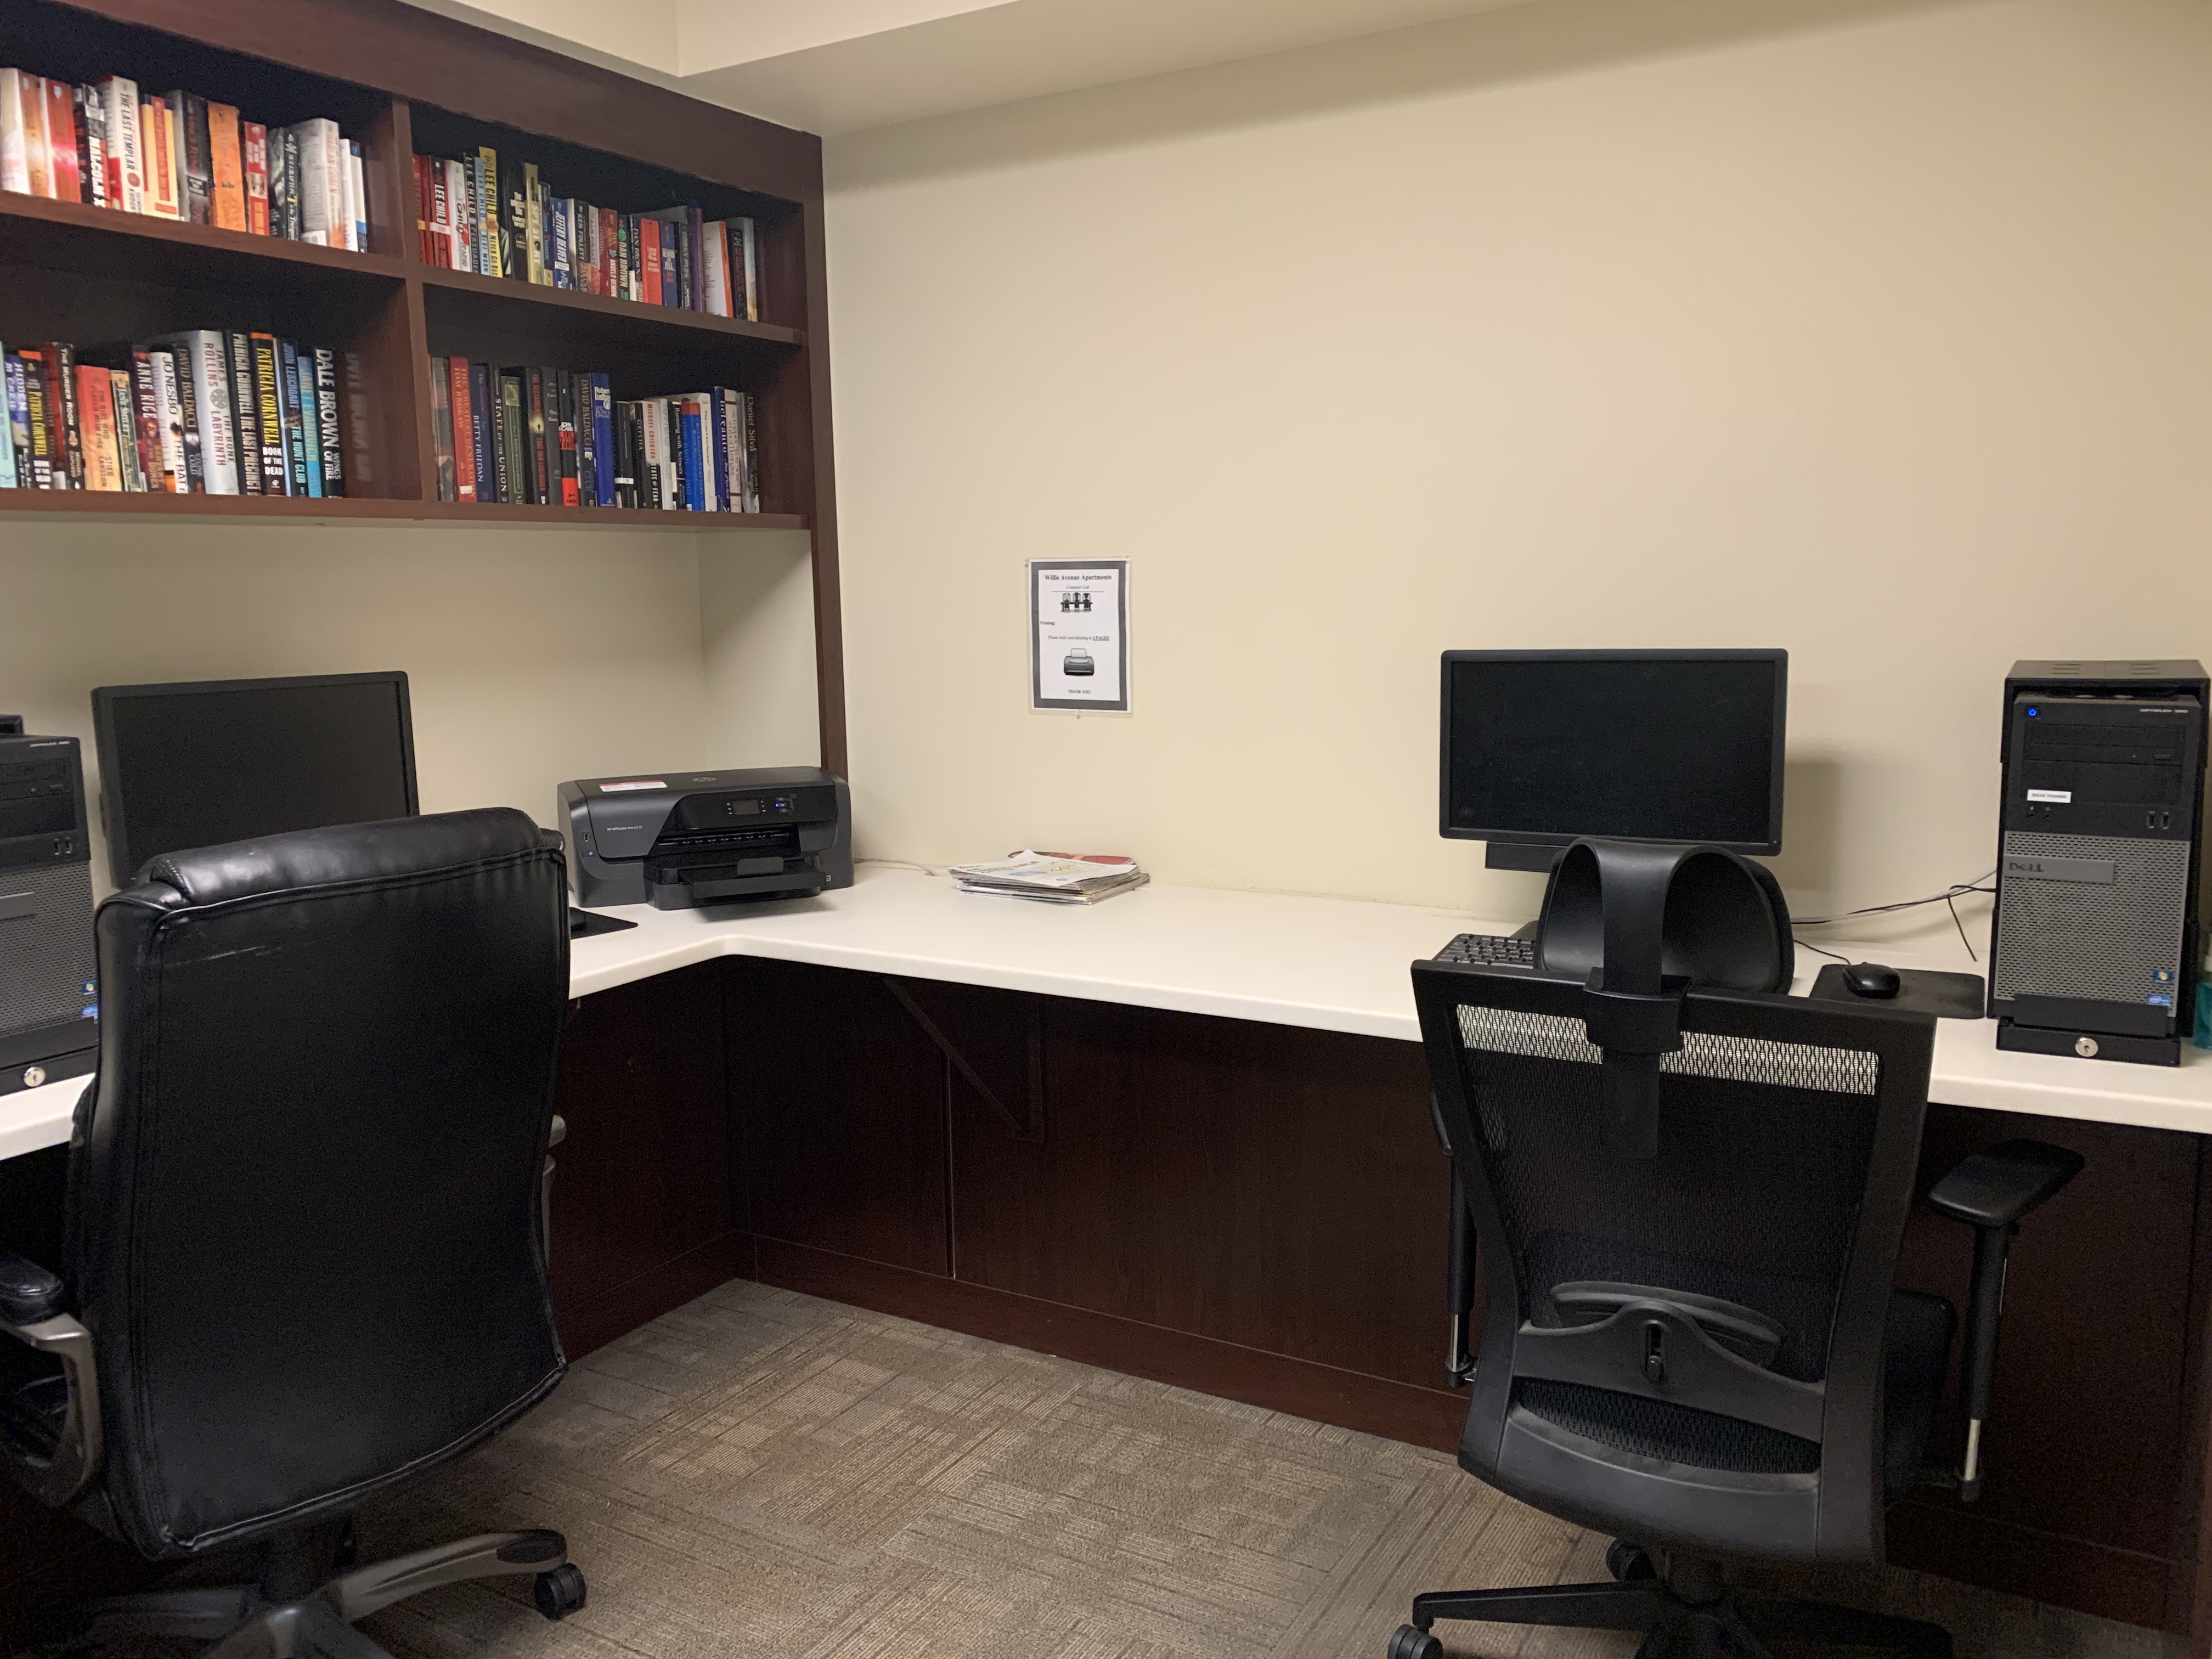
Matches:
[[701, 222, 731, 318], [149, 330, 240, 495], [149, 350, 184, 491], [286, 117, 342, 246], [337, 138, 358, 252], [96, 78, 142, 212], [0, 71, 30, 195], [346, 141, 365, 252], [445, 157, 470, 271]]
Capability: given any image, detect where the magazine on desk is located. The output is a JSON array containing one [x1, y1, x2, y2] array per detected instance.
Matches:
[[950, 851, 1148, 905]]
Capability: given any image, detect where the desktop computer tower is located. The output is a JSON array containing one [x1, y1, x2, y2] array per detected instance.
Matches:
[[0, 727, 98, 1096], [1989, 661, 2210, 1065]]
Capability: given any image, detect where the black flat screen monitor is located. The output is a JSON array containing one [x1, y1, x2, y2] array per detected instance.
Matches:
[[1441, 650, 1786, 861], [92, 672, 416, 887]]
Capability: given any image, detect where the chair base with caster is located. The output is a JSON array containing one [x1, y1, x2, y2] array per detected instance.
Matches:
[[1387, 1544, 1950, 1659], [34, 1522, 586, 1657]]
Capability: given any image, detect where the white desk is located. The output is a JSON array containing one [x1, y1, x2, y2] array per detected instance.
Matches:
[[8, 864, 2212, 1160]]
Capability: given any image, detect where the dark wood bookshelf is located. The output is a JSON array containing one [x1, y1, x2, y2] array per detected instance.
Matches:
[[0, 0, 845, 773]]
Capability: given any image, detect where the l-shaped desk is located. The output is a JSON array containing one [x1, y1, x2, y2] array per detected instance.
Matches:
[[6, 867, 2212, 1645]]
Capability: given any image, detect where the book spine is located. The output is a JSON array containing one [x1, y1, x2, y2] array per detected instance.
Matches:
[[280, 127, 303, 239], [0, 353, 21, 488], [342, 349, 373, 493], [47, 345, 83, 488], [268, 125, 292, 237], [140, 96, 174, 218], [0, 72, 29, 195], [502, 156, 526, 279], [337, 140, 358, 253], [497, 372, 523, 505], [172, 91, 211, 224], [526, 366, 550, 504], [413, 154, 430, 262], [108, 371, 139, 490], [19, 352, 54, 487], [97, 78, 142, 212], [278, 339, 308, 493], [249, 332, 287, 493], [241, 121, 268, 233], [599, 207, 617, 298], [46, 78, 79, 202], [75, 84, 106, 208], [348, 141, 366, 252], [737, 217, 758, 320], [207, 103, 244, 229], [673, 214, 693, 311], [428, 356, 454, 501], [285, 120, 335, 245], [128, 352, 160, 490], [445, 158, 469, 270], [702, 222, 730, 319], [659, 225, 677, 309], [640, 218, 662, 305], [223, 332, 261, 493], [523, 163, 543, 283], [294, 348, 323, 497], [551, 198, 572, 290], [556, 370, 578, 506], [574, 371, 595, 504], [446, 356, 475, 501], [741, 392, 759, 511], [476, 146, 498, 274], [22, 75, 52, 200], [148, 349, 183, 492], [612, 400, 637, 509], [591, 375, 614, 507], [679, 394, 705, 510], [176, 331, 239, 495], [707, 385, 729, 512], [469, 360, 493, 501], [169, 343, 202, 492], [314, 348, 343, 496], [74, 364, 119, 489]]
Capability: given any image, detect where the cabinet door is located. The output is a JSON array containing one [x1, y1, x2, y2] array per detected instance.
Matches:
[[549, 961, 734, 1322], [949, 994, 1448, 1389], [725, 957, 951, 1274]]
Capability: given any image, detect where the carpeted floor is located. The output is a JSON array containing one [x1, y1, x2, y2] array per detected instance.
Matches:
[[337, 1281, 2153, 1659]]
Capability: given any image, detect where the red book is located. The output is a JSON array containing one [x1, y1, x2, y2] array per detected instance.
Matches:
[[241, 122, 270, 235], [128, 351, 163, 492], [413, 155, 430, 263], [639, 218, 662, 306], [46, 78, 80, 201], [447, 356, 476, 501]]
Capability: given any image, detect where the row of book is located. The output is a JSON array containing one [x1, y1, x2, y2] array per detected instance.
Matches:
[[413, 150, 757, 320], [0, 70, 367, 250], [2, 334, 349, 496], [429, 357, 760, 514]]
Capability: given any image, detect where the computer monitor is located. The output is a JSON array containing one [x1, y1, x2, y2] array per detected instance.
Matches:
[[91, 672, 416, 887], [1440, 649, 1786, 870]]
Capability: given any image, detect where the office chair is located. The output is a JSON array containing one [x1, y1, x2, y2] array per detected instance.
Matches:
[[0, 809, 587, 1656], [1398, 957, 2079, 1659]]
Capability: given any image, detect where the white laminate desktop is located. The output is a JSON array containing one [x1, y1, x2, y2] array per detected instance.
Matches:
[[8, 865, 2212, 1160]]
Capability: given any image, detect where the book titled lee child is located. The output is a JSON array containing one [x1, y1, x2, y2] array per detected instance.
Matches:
[[207, 102, 245, 229], [242, 121, 270, 234], [312, 349, 343, 496], [446, 356, 476, 502], [248, 332, 289, 494], [166, 89, 211, 224]]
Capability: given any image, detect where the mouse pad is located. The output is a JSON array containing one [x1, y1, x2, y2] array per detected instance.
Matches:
[[1809, 964, 1986, 1020]]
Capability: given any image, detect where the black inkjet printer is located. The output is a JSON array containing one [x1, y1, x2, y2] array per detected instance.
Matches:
[[558, 766, 852, 909]]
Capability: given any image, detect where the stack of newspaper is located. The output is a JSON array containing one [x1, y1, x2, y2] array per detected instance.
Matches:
[[950, 851, 1149, 905]]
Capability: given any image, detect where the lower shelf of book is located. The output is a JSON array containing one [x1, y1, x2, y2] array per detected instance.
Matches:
[[0, 491, 805, 531]]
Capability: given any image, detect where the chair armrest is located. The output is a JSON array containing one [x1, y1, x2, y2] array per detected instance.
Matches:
[[0, 1302, 101, 1509], [1928, 1139, 2084, 1230], [0, 1248, 64, 1325]]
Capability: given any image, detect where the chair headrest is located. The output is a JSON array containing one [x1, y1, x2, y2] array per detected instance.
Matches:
[[124, 808, 560, 910]]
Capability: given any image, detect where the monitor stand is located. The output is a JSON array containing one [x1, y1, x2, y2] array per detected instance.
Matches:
[[1485, 840, 1566, 874]]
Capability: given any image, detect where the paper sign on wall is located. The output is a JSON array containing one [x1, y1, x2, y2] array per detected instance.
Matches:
[[1030, 560, 1129, 713]]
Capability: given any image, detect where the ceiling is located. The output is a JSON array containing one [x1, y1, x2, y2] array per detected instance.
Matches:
[[400, 0, 1548, 135]]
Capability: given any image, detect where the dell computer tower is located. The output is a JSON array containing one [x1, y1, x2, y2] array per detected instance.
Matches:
[[1989, 661, 2210, 1065], [0, 727, 98, 1096]]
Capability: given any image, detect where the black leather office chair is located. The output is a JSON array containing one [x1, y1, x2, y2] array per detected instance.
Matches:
[[1398, 958, 2079, 1659], [0, 809, 586, 1655]]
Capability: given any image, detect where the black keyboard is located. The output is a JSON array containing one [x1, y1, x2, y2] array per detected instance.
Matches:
[[1435, 932, 1537, 967]]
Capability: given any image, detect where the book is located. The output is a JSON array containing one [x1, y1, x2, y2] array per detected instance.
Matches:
[[74, 84, 108, 210], [0, 72, 29, 195], [476, 146, 498, 275], [639, 217, 662, 306], [295, 349, 323, 498], [612, 400, 637, 507], [734, 217, 759, 320], [642, 207, 687, 307], [108, 370, 143, 489], [469, 360, 493, 502], [706, 386, 729, 511], [502, 156, 527, 279], [0, 351, 18, 488], [598, 207, 617, 297], [268, 123, 295, 238], [523, 366, 550, 504], [46, 78, 80, 202], [22, 75, 52, 200], [224, 331, 263, 493], [701, 223, 733, 319], [549, 196, 572, 290], [428, 356, 455, 501], [342, 349, 373, 492], [47, 344, 84, 488], [287, 119, 342, 246], [207, 102, 245, 229], [590, 375, 614, 508], [279, 339, 310, 495], [444, 157, 469, 270], [447, 356, 475, 502], [249, 332, 288, 493], [156, 331, 238, 495], [740, 391, 759, 512], [522, 162, 543, 284], [74, 364, 122, 489], [313, 348, 343, 497], [126, 354, 159, 490], [573, 370, 594, 503], [640, 396, 672, 509], [168, 343, 204, 491], [678, 392, 706, 510], [139, 348, 177, 491], [555, 370, 578, 506], [141, 95, 178, 219], [241, 121, 269, 233], [97, 78, 143, 213], [17, 351, 54, 487], [495, 371, 523, 505], [167, 90, 211, 224], [347, 140, 366, 251]]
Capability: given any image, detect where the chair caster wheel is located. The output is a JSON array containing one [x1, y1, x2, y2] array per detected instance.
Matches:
[[534, 1563, 588, 1621], [1388, 1623, 1443, 1659], [1606, 1539, 1657, 1582]]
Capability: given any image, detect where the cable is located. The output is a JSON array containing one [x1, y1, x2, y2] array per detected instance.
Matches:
[[857, 858, 949, 877], [1791, 872, 1996, 928]]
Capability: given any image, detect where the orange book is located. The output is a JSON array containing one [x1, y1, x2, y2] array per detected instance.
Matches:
[[75, 364, 123, 490], [141, 95, 178, 218], [21, 75, 52, 199], [207, 101, 245, 229], [44, 78, 77, 201]]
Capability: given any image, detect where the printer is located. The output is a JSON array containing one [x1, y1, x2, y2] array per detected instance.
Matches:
[[558, 766, 852, 910]]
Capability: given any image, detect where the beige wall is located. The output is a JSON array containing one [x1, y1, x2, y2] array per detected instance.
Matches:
[[1, 522, 819, 891], [822, 0, 2212, 939]]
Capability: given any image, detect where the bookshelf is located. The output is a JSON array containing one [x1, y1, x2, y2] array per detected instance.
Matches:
[[0, 0, 846, 768]]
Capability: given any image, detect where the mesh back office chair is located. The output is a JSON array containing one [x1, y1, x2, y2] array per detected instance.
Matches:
[[1396, 959, 2079, 1659], [0, 809, 588, 1656]]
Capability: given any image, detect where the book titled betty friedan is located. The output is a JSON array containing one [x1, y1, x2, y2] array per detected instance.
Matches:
[[949, 851, 1148, 905]]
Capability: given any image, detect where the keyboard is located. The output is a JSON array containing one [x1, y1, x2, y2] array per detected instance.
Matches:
[[1435, 932, 1537, 967]]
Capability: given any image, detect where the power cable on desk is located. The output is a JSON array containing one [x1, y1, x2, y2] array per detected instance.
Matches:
[[1792, 871, 1997, 964], [857, 858, 949, 877]]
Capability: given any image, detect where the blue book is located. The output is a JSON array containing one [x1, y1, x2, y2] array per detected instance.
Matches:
[[278, 340, 311, 496], [590, 374, 613, 506], [678, 397, 706, 511], [295, 352, 324, 498], [0, 346, 16, 489], [551, 198, 573, 290]]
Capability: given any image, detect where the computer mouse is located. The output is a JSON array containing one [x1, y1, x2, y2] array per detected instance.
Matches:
[[1841, 962, 1903, 1000]]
